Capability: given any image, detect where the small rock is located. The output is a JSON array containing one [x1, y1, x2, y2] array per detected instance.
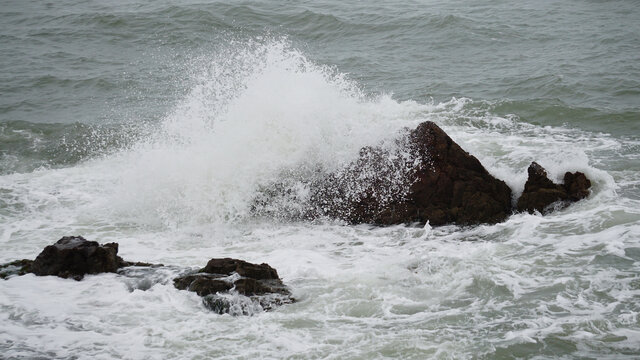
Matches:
[[30, 236, 123, 280], [516, 162, 591, 213], [0, 259, 33, 279], [173, 258, 294, 314]]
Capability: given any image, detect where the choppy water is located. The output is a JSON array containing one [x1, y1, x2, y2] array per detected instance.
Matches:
[[1, 0, 640, 359]]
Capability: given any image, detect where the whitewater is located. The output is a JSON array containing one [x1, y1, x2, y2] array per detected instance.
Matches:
[[1, 1, 640, 359]]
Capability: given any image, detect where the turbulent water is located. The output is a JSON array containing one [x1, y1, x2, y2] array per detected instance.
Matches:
[[1, 0, 640, 358]]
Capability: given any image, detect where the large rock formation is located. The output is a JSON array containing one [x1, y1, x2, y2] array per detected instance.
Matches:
[[174, 258, 294, 314], [311, 121, 513, 225], [516, 162, 591, 213]]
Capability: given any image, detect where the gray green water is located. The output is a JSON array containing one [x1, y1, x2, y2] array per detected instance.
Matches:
[[1, 1, 640, 359]]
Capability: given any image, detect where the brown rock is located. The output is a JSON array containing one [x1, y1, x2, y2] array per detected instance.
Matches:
[[312, 121, 513, 225], [516, 162, 591, 213], [564, 171, 592, 201]]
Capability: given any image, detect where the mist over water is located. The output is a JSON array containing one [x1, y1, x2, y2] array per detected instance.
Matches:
[[1, 1, 640, 359]]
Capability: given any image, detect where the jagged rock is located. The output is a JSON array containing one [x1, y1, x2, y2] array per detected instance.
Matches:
[[30, 236, 124, 280], [173, 258, 294, 314], [311, 121, 513, 225], [202, 258, 280, 280], [516, 162, 591, 213], [564, 171, 592, 201], [1, 237, 163, 282]]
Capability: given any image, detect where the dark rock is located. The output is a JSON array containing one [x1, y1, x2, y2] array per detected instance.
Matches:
[[312, 121, 513, 225], [233, 278, 290, 296], [516, 162, 591, 213], [564, 171, 592, 201], [119, 261, 164, 268], [3, 237, 294, 314], [201, 258, 280, 280], [173, 273, 233, 296], [173, 258, 294, 314], [202, 295, 237, 314], [2, 237, 163, 281], [0, 259, 33, 279], [30, 236, 123, 280]]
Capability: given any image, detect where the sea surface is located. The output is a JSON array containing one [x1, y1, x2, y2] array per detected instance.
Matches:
[[1, 0, 640, 359]]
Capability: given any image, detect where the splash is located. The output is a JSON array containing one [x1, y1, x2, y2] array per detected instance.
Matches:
[[110, 39, 430, 227]]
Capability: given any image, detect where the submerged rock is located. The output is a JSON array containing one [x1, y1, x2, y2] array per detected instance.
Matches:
[[311, 121, 513, 225], [0, 259, 33, 279], [516, 162, 591, 213], [30, 236, 124, 280], [173, 258, 294, 314]]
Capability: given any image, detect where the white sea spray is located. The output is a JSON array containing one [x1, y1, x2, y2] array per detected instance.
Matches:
[[0, 38, 638, 359]]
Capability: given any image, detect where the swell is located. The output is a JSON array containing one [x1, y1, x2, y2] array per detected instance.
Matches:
[[0, 121, 147, 175]]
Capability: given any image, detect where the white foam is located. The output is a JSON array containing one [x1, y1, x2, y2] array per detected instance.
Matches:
[[1, 39, 639, 359]]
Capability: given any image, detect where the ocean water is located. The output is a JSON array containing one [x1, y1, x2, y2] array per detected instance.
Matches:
[[1, 0, 640, 358]]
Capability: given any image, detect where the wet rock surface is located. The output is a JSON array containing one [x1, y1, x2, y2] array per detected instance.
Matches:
[[201, 258, 281, 281], [0, 259, 33, 279], [516, 162, 592, 214], [1, 239, 294, 315], [173, 258, 294, 314], [1, 236, 162, 281], [312, 121, 514, 225], [30, 236, 124, 280], [174, 273, 233, 296], [254, 121, 592, 225]]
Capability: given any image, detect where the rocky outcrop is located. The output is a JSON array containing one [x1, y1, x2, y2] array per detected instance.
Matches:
[[173, 258, 294, 314], [0, 236, 161, 281], [2, 239, 294, 315], [516, 162, 591, 213], [311, 121, 513, 225], [30, 236, 124, 280]]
